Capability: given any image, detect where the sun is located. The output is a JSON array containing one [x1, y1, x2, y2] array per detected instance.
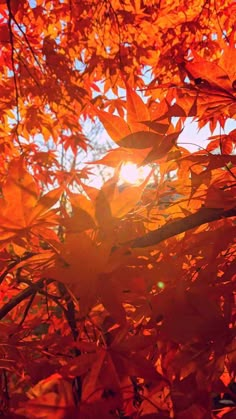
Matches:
[[119, 162, 151, 185]]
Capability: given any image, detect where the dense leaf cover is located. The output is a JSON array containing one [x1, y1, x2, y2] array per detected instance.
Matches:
[[0, 0, 235, 418]]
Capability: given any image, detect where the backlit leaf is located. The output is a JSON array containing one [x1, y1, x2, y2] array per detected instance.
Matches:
[[126, 84, 150, 130], [119, 131, 163, 149], [96, 109, 130, 143]]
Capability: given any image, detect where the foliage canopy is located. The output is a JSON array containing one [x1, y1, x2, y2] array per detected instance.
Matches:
[[0, 0, 235, 418]]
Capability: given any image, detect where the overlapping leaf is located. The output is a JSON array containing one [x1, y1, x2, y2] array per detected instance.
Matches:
[[0, 160, 62, 249]]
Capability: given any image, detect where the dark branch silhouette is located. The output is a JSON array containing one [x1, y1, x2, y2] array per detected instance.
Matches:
[[131, 207, 236, 248]]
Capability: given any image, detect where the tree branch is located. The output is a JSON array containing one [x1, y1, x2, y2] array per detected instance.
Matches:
[[0, 278, 53, 321], [0, 253, 35, 285], [57, 283, 82, 402], [6, 0, 23, 151], [131, 207, 236, 248], [6, 0, 19, 117], [18, 292, 36, 326]]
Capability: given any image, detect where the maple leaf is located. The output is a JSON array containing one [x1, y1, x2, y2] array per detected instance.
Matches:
[[80, 329, 166, 402], [180, 49, 236, 124], [0, 2, 235, 418], [16, 374, 74, 419], [126, 83, 150, 132], [0, 160, 62, 250], [96, 108, 131, 144], [45, 233, 112, 316]]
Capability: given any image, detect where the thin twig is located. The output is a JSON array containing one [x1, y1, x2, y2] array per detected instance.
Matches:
[[0, 253, 35, 285], [10, 14, 44, 72], [6, 0, 22, 150], [0, 278, 53, 321], [18, 293, 36, 326], [58, 283, 82, 402], [3, 369, 10, 407]]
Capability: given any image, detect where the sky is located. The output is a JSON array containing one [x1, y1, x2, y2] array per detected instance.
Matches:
[[84, 116, 236, 188]]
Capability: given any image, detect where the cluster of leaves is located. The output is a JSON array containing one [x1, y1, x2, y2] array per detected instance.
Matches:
[[0, 1, 235, 418]]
